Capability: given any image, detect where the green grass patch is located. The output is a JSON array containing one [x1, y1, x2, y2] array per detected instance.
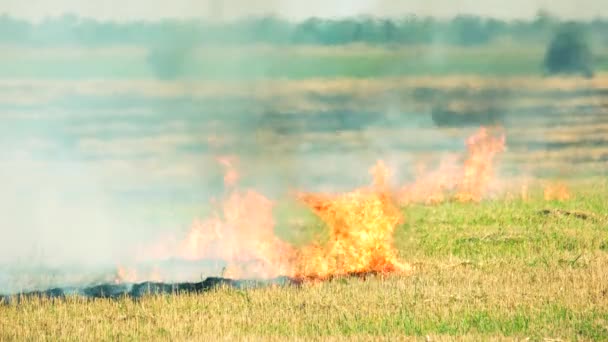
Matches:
[[3, 44, 608, 79]]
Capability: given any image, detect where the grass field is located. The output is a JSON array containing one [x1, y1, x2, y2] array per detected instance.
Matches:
[[1, 182, 607, 340], [1, 44, 608, 79]]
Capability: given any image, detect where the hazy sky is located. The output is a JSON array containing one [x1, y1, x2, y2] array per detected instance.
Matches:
[[2, 0, 607, 21]]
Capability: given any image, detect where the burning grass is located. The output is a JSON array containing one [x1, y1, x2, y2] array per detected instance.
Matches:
[[165, 127, 503, 282], [295, 186, 410, 279], [117, 147, 423, 284], [21, 127, 508, 290], [1, 182, 607, 340], [400, 127, 506, 205], [2, 127, 607, 339], [3, 127, 508, 298]]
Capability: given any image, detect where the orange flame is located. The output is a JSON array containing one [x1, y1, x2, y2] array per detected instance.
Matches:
[[179, 189, 294, 279], [216, 155, 239, 188], [176, 155, 293, 279], [544, 182, 571, 201], [114, 265, 138, 284], [293, 161, 411, 280], [121, 127, 506, 283], [123, 157, 412, 282], [455, 127, 506, 202], [400, 127, 506, 204], [115, 265, 162, 284], [400, 156, 460, 204]]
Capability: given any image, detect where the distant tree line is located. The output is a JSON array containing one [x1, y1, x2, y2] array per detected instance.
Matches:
[[1, 12, 607, 47]]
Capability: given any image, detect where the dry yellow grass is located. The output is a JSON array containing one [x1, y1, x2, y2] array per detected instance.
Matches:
[[2, 258, 606, 340], [1, 184, 607, 340]]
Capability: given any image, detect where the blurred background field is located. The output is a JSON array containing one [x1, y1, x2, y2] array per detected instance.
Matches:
[[1, 44, 607, 79]]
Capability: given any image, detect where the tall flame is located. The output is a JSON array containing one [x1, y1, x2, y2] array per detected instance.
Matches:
[[177, 155, 293, 279], [401, 127, 505, 204], [179, 189, 294, 279], [118, 127, 506, 284], [400, 156, 460, 204], [123, 158, 411, 282], [455, 127, 506, 202], [295, 162, 411, 280]]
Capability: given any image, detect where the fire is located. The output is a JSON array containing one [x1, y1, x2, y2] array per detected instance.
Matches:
[[124, 157, 411, 282], [216, 155, 239, 187], [179, 189, 294, 279], [114, 266, 138, 284], [400, 156, 460, 204], [119, 127, 507, 283], [177, 156, 293, 279], [544, 182, 571, 201], [400, 127, 506, 204], [369, 159, 391, 191], [295, 174, 411, 279], [114, 265, 162, 284], [179, 159, 410, 280], [293, 161, 411, 280], [455, 127, 506, 202]]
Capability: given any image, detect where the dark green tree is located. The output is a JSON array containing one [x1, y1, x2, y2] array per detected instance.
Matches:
[[544, 23, 594, 78], [146, 28, 199, 80]]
